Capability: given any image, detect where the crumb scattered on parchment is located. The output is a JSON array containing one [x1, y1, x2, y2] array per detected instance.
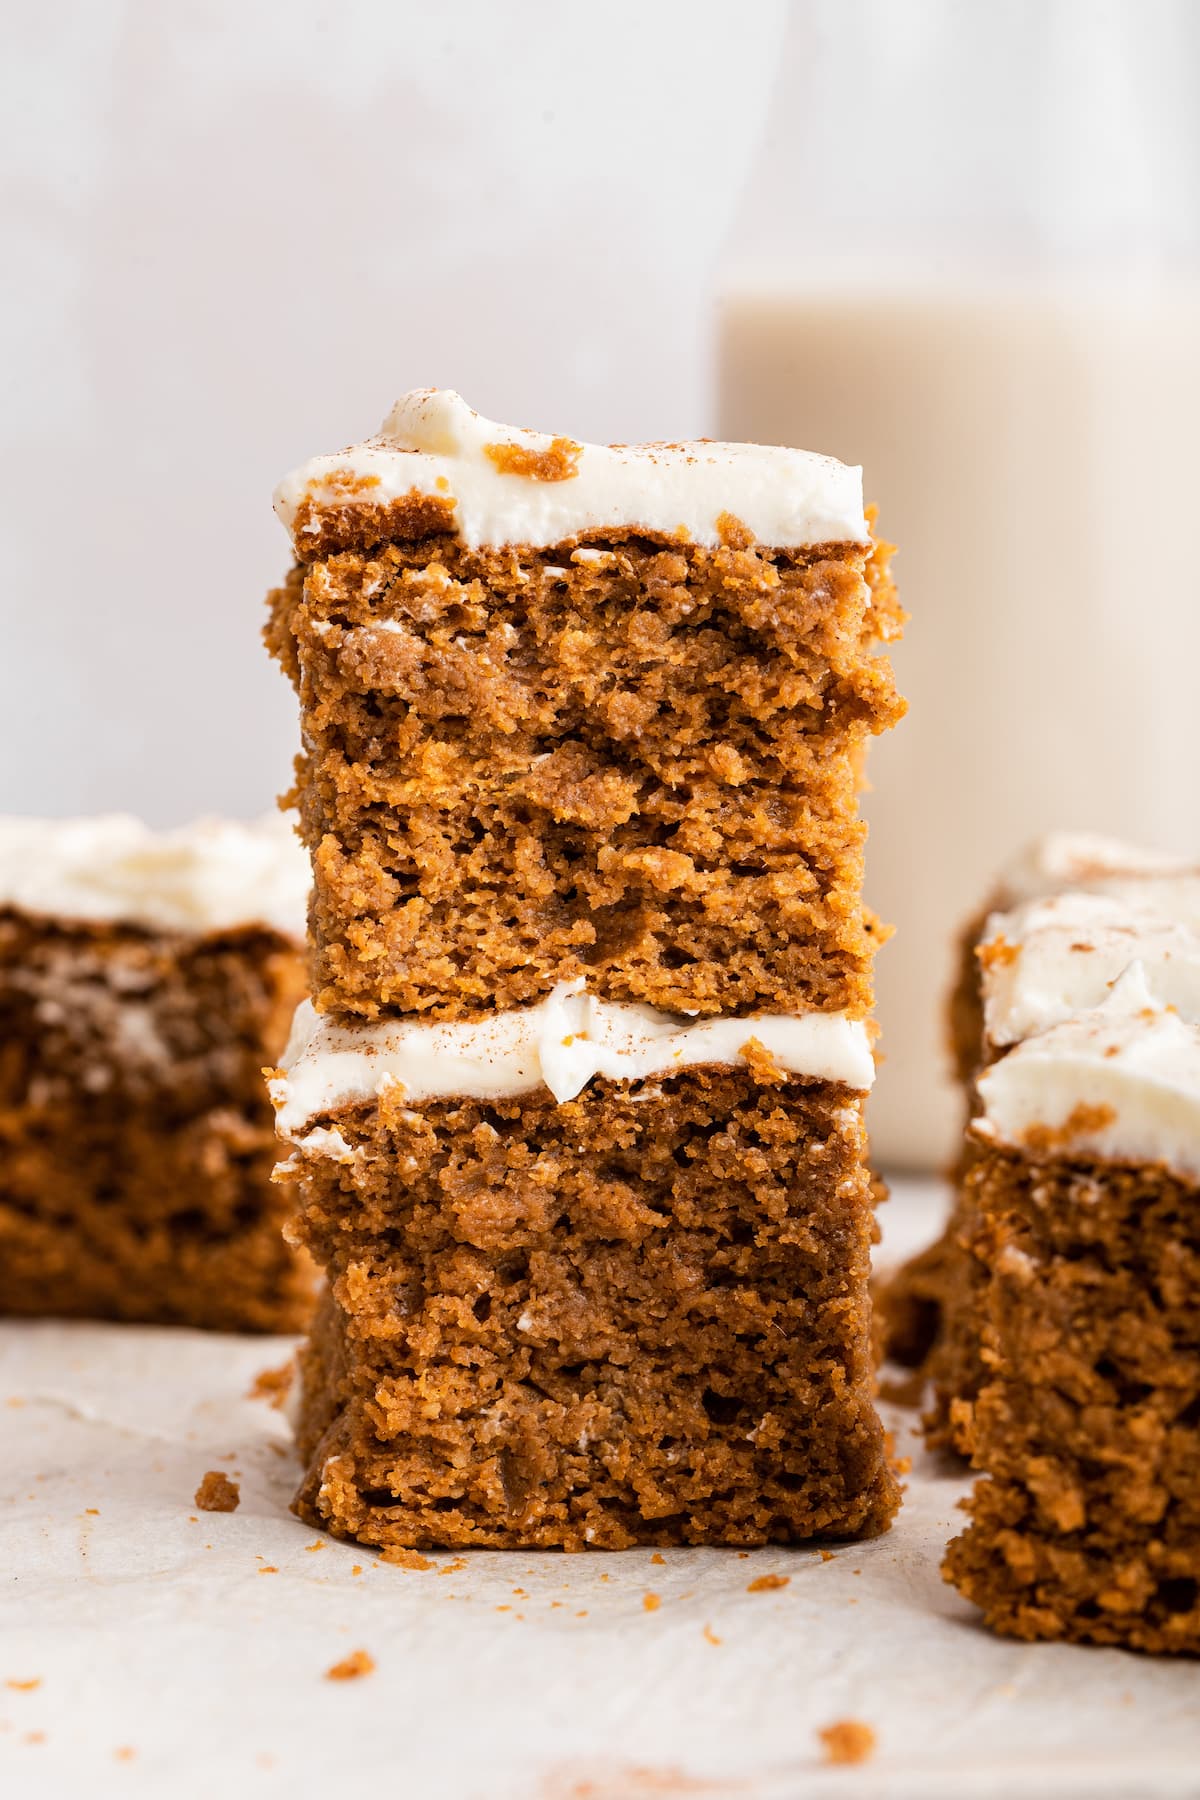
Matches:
[[650, 1552, 666, 1565], [351, 1564, 364, 1576], [304, 1540, 324, 1553], [547, 1762, 727, 1797], [747, 1573, 790, 1594], [258, 1565, 279, 1575], [113, 1747, 135, 1762], [643, 1593, 662, 1612], [818, 1720, 876, 1766], [380, 1546, 434, 1571], [439, 1557, 466, 1575], [85, 1508, 99, 1516], [194, 1471, 239, 1513], [326, 1650, 375, 1682], [23, 1731, 45, 1746], [6, 1678, 40, 1692], [702, 1624, 722, 1646], [248, 1361, 295, 1407], [820, 1550, 836, 1563]]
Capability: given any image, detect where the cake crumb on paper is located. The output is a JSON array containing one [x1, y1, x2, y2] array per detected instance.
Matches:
[[248, 1360, 295, 1406], [6, 1678, 41, 1692], [702, 1624, 722, 1646], [643, 1592, 662, 1612], [326, 1649, 375, 1682], [818, 1720, 876, 1766], [650, 1552, 666, 1566], [747, 1573, 789, 1593], [194, 1471, 239, 1512], [113, 1747, 135, 1762], [380, 1546, 433, 1571]]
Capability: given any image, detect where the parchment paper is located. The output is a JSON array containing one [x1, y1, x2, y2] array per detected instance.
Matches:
[[3, 1181, 1197, 1800]]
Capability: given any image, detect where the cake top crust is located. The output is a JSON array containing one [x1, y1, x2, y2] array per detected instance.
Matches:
[[0, 814, 310, 939], [274, 388, 868, 553]]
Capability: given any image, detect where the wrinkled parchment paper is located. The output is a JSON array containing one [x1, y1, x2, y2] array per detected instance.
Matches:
[[3, 1181, 1197, 1800]]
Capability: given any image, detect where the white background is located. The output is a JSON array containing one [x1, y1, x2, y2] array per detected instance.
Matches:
[[2, 0, 786, 824], [7, 1, 1200, 1168]]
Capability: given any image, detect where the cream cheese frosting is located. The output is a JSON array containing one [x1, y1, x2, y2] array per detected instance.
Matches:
[[995, 831, 1200, 924], [979, 891, 1200, 1048], [976, 964, 1200, 1181], [0, 814, 310, 938], [273, 388, 868, 552], [974, 834, 1200, 1177], [270, 980, 875, 1138]]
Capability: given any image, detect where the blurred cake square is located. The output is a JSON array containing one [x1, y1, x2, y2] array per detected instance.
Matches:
[[0, 815, 314, 1331]]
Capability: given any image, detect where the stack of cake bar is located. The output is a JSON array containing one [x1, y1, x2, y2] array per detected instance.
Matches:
[[267, 389, 905, 1552], [887, 833, 1200, 1653]]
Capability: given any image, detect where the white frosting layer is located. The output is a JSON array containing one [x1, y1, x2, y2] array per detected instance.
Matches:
[[977, 965, 1200, 1181], [997, 831, 1200, 924], [975, 835, 1200, 1177], [0, 814, 309, 938], [980, 891, 1200, 1047], [274, 388, 868, 552], [271, 980, 874, 1138]]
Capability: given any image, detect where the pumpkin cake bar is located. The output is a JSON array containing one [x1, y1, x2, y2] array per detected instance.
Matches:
[[889, 834, 1200, 1652], [0, 814, 314, 1330], [268, 389, 904, 1551]]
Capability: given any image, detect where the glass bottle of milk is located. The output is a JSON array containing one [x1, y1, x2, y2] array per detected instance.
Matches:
[[718, 0, 1200, 1170]]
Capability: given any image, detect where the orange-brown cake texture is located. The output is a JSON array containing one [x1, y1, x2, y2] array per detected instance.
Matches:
[[269, 390, 904, 1551], [887, 834, 1200, 1652], [0, 815, 315, 1330]]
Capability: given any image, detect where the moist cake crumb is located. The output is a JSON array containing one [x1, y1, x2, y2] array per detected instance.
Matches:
[[248, 1362, 296, 1406], [818, 1720, 876, 1766], [325, 1650, 375, 1681], [194, 1471, 240, 1513]]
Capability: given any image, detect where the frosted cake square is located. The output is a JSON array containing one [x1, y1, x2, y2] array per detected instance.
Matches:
[[0, 816, 314, 1331], [269, 392, 903, 1549]]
